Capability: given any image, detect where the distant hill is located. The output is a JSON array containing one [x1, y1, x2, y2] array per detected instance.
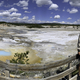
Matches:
[[0, 21, 80, 28]]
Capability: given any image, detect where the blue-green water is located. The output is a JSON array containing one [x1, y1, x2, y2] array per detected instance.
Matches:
[[0, 51, 11, 56]]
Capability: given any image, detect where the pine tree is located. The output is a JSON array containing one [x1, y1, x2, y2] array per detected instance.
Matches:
[[10, 51, 29, 64]]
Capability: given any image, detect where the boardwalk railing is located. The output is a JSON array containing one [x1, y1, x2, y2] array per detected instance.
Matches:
[[0, 54, 79, 80], [0, 54, 77, 71]]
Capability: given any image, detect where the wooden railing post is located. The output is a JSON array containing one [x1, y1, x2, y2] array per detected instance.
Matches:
[[4, 70, 9, 77], [67, 62, 72, 80]]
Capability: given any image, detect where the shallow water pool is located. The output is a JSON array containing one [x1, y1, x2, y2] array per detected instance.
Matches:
[[0, 51, 11, 56]]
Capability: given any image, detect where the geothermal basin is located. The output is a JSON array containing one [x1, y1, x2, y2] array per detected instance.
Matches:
[[0, 27, 79, 64]]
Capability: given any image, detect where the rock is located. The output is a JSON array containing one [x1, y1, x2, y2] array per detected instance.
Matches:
[[34, 74, 43, 79]]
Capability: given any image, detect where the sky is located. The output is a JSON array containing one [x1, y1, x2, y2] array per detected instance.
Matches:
[[0, 0, 80, 24]]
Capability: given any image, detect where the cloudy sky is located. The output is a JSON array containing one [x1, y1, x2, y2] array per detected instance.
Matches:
[[0, 0, 80, 24]]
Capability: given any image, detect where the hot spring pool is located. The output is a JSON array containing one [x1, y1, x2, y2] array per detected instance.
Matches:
[[0, 51, 11, 56]]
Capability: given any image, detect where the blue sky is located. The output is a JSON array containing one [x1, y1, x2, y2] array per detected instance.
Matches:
[[0, 0, 80, 24]]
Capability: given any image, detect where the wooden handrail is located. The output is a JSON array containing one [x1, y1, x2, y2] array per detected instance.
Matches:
[[45, 60, 80, 80], [0, 59, 79, 80], [45, 66, 76, 80], [0, 54, 77, 71]]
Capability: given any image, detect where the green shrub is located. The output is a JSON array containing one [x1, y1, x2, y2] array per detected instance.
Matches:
[[10, 51, 29, 64]]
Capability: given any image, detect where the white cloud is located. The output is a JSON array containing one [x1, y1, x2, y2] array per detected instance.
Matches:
[[32, 16, 35, 20], [9, 17, 18, 20], [0, 1, 4, 6], [2, 12, 10, 17], [13, 17, 18, 20], [14, 0, 29, 12], [23, 7, 28, 10], [17, 0, 28, 7], [67, 8, 78, 13], [27, 15, 36, 23], [0, 11, 10, 17], [73, 21, 77, 24], [25, 11, 31, 13], [63, 0, 69, 2], [37, 20, 42, 23], [34, 0, 58, 10], [53, 21, 58, 23], [1, 14, 51, 23], [0, 8, 20, 18], [77, 19, 80, 22], [69, 0, 80, 6], [49, 3, 58, 10], [63, 9, 65, 11], [73, 19, 80, 24], [54, 15, 60, 19], [6, 17, 22, 22], [61, 21, 65, 23], [10, 12, 21, 17], [67, 17, 72, 19], [14, 18, 23, 22], [34, 0, 52, 7], [17, 18, 21, 20], [66, 22, 72, 24], [4, 16, 73, 24], [23, 16, 29, 20], [9, 8, 18, 12], [46, 21, 50, 23], [14, 0, 29, 7]]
